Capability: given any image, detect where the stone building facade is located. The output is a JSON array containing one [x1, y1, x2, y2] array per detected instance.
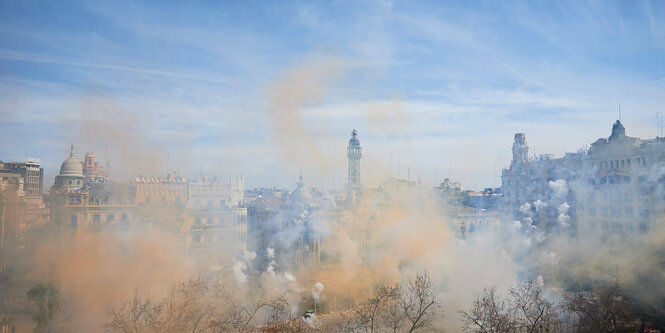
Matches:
[[48, 146, 136, 233], [0, 160, 48, 247], [501, 120, 665, 235], [183, 176, 247, 259], [0, 160, 43, 198]]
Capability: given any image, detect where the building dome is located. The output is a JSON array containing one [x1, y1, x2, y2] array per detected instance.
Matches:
[[608, 120, 626, 142], [59, 145, 83, 177], [291, 173, 313, 204], [349, 129, 360, 146]]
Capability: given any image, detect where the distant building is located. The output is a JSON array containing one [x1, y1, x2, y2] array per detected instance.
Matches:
[[247, 192, 285, 270], [347, 129, 362, 187], [0, 160, 49, 247], [463, 188, 502, 210], [501, 120, 665, 235], [48, 146, 136, 232], [183, 176, 247, 260], [435, 178, 501, 237], [83, 152, 108, 182], [135, 172, 188, 206], [0, 160, 44, 198], [248, 174, 325, 272]]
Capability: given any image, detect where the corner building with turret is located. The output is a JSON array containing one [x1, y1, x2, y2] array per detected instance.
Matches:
[[501, 120, 665, 235]]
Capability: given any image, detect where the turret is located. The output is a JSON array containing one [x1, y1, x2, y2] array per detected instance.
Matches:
[[511, 133, 529, 167]]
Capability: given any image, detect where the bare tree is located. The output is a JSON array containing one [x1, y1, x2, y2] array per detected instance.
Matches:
[[259, 318, 319, 333], [337, 304, 373, 333], [509, 279, 558, 332], [235, 284, 288, 333], [105, 293, 162, 333], [563, 281, 632, 333], [368, 283, 400, 333], [159, 278, 225, 333], [400, 272, 439, 333], [105, 278, 287, 333], [379, 296, 406, 333], [459, 286, 517, 333]]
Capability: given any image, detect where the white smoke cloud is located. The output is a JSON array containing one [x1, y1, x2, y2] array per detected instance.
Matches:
[[311, 281, 324, 301], [232, 250, 257, 284], [557, 202, 570, 228], [533, 199, 546, 212], [284, 272, 296, 282], [541, 251, 559, 266], [519, 202, 532, 215], [548, 179, 568, 199]]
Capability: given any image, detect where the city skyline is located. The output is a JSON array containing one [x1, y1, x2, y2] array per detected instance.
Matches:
[[3, 2, 665, 331], [2, 1, 664, 189]]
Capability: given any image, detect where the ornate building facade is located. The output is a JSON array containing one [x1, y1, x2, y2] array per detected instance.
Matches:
[[83, 152, 108, 182], [48, 146, 136, 233], [501, 120, 665, 235], [183, 175, 247, 260]]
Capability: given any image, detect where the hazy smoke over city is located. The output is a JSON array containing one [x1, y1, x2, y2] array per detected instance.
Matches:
[[1, 1, 665, 332]]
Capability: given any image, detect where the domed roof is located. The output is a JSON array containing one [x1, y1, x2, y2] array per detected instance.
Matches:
[[608, 120, 626, 142], [59, 145, 83, 177], [349, 129, 360, 146], [291, 173, 312, 204]]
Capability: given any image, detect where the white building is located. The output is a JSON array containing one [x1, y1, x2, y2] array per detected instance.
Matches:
[[501, 120, 665, 235]]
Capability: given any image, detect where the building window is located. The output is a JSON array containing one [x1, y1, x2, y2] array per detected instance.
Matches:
[[93, 214, 101, 224], [108, 214, 115, 222], [638, 175, 646, 183], [70, 215, 78, 228], [640, 208, 649, 219], [601, 208, 608, 217], [625, 207, 633, 217], [611, 208, 622, 217], [612, 223, 623, 233]]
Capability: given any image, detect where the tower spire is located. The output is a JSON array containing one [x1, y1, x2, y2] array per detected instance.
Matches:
[[69, 144, 75, 158], [347, 129, 362, 187]]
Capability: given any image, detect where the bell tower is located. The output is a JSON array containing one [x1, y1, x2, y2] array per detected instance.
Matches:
[[511, 133, 529, 167], [347, 129, 362, 186]]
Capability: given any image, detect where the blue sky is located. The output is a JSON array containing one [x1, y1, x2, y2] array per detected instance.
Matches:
[[1, 0, 664, 189]]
